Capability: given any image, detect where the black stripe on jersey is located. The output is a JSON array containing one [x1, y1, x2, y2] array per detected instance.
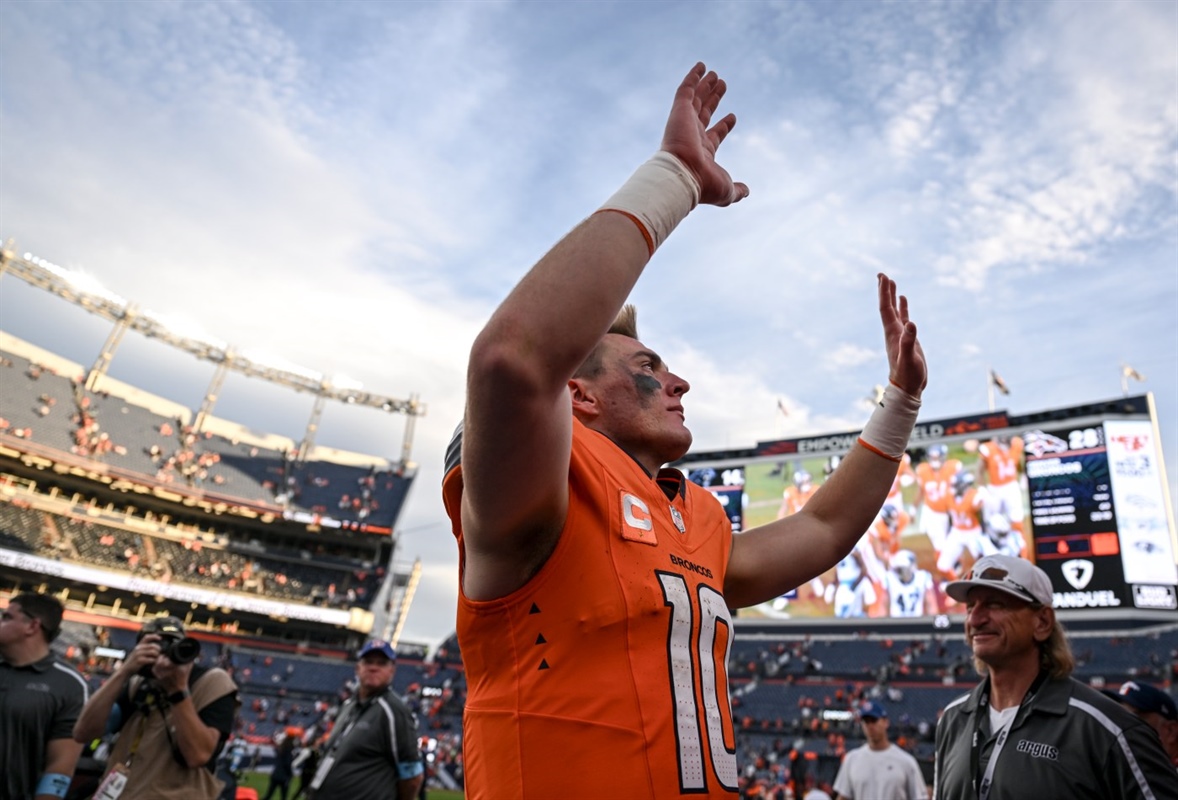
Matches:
[[443, 421, 463, 477]]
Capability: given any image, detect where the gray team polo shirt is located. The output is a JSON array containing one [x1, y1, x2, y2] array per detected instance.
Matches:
[[934, 675, 1178, 800], [0, 652, 90, 799]]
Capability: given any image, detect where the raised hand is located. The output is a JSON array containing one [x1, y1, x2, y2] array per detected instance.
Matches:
[[661, 63, 750, 207], [878, 273, 927, 397]]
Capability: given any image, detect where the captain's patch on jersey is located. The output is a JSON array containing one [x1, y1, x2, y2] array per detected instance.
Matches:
[[619, 490, 658, 545]]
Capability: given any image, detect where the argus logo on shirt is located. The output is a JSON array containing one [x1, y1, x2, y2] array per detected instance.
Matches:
[[1016, 739, 1059, 760]]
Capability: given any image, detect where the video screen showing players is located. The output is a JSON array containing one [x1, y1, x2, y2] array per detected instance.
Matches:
[[700, 420, 1177, 620]]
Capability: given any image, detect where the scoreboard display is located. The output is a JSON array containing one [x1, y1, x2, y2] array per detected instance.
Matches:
[[1026, 419, 1177, 611], [678, 394, 1177, 621]]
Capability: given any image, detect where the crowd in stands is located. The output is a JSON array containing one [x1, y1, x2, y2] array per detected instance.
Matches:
[[0, 349, 411, 529], [0, 499, 383, 609]]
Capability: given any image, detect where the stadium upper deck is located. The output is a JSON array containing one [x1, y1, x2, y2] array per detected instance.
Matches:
[[0, 330, 421, 649], [0, 336, 413, 532]]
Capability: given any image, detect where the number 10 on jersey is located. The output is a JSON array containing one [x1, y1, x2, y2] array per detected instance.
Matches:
[[658, 571, 739, 793]]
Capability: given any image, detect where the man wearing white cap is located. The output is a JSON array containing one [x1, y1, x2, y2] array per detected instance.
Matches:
[[832, 700, 926, 800], [933, 554, 1177, 799]]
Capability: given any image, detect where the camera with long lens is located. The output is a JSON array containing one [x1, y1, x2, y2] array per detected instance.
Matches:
[[136, 616, 201, 677], [159, 634, 201, 665]]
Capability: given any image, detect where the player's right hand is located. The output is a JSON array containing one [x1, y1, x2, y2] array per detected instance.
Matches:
[[661, 63, 749, 207]]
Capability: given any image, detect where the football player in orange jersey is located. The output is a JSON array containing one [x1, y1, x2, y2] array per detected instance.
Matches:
[[887, 451, 915, 509], [443, 64, 927, 799], [914, 444, 961, 554], [871, 503, 910, 558], [974, 434, 1026, 535], [937, 469, 984, 579], [777, 469, 819, 519]]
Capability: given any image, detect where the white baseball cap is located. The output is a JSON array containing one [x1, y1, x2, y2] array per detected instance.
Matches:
[[945, 554, 1053, 606]]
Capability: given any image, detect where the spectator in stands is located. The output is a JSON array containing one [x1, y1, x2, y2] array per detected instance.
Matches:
[[1104, 681, 1178, 768], [442, 63, 926, 799], [934, 555, 1177, 799], [73, 616, 239, 799], [0, 592, 89, 800], [307, 640, 423, 800], [831, 700, 925, 800]]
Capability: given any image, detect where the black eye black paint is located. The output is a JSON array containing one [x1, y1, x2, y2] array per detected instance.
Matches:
[[632, 372, 662, 397]]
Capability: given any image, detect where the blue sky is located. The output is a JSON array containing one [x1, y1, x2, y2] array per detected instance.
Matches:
[[2, 0, 1175, 645]]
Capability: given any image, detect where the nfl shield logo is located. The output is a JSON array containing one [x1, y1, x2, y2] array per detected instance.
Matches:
[[670, 506, 686, 534]]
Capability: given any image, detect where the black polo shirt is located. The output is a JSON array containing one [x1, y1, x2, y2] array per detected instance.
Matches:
[[0, 651, 89, 800], [313, 687, 422, 800]]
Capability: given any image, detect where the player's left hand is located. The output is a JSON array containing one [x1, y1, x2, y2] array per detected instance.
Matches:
[[660, 63, 749, 207], [878, 273, 926, 397]]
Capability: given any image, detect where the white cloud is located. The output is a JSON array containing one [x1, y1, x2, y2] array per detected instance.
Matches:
[[825, 343, 879, 371]]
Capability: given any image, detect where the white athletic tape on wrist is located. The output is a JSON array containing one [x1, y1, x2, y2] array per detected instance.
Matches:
[[858, 382, 920, 462], [598, 151, 701, 254]]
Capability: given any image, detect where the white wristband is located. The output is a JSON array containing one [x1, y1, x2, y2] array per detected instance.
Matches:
[[598, 151, 701, 254], [858, 382, 920, 462]]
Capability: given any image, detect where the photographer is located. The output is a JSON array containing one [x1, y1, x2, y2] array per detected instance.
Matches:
[[73, 616, 237, 799]]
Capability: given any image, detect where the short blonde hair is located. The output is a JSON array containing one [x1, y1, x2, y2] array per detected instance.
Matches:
[[574, 305, 638, 379]]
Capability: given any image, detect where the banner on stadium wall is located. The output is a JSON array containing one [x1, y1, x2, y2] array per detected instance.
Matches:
[[0, 548, 354, 625]]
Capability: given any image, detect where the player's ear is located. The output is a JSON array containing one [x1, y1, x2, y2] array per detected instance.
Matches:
[[1032, 606, 1054, 643], [569, 378, 600, 420]]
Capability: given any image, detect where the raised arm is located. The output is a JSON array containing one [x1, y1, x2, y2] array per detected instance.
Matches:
[[459, 64, 747, 600], [725, 273, 927, 608], [73, 636, 162, 743]]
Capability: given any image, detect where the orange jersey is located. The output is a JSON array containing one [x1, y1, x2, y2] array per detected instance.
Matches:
[[443, 419, 738, 799], [887, 455, 915, 504], [872, 509, 911, 555], [978, 438, 1024, 486], [915, 460, 961, 513], [947, 488, 982, 531], [782, 483, 818, 516]]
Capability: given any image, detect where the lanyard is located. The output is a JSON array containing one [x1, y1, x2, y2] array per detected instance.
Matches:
[[125, 686, 163, 768], [325, 695, 376, 757], [969, 670, 1047, 800]]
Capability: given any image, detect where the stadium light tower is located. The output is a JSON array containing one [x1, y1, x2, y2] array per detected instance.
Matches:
[[1, 243, 427, 465]]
